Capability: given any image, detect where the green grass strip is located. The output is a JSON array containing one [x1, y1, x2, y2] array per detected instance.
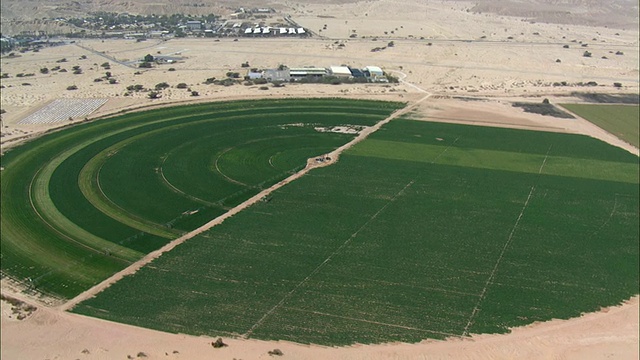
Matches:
[[349, 139, 639, 183], [560, 104, 639, 147]]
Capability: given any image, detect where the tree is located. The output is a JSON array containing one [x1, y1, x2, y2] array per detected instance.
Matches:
[[105, 71, 112, 78], [40, 67, 49, 74], [176, 83, 188, 89], [241, 61, 250, 68], [155, 82, 170, 90], [387, 41, 395, 47], [148, 91, 161, 99], [583, 51, 592, 57], [139, 62, 152, 68], [191, 91, 199, 96], [144, 54, 155, 62]]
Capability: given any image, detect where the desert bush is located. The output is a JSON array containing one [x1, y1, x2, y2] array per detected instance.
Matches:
[[176, 83, 188, 89], [67, 85, 78, 90]]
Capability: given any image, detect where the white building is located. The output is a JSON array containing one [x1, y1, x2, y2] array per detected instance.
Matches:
[[363, 66, 384, 77], [330, 66, 352, 77]]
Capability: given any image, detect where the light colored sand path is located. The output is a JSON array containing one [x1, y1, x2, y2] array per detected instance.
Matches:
[[60, 91, 432, 312]]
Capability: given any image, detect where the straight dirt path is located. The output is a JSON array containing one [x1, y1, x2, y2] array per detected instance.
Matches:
[[60, 88, 432, 311]]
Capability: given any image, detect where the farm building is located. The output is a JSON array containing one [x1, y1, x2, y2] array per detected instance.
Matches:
[[330, 66, 352, 77], [264, 69, 290, 82], [349, 68, 365, 77], [186, 21, 202, 31], [363, 66, 384, 77], [290, 67, 328, 78]]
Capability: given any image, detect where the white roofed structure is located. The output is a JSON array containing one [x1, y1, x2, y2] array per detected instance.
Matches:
[[330, 66, 352, 77], [364, 66, 384, 76]]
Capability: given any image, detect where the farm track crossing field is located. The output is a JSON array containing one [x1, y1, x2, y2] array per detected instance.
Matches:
[[0, 99, 404, 299], [72, 119, 639, 346], [560, 103, 640, 148]]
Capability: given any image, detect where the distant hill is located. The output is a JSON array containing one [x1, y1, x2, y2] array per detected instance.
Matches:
[[1, 0, 637, 36], [463, 0, 638, 29]]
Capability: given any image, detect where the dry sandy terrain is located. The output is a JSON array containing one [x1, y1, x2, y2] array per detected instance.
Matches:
[[1, 0, 639, 358]]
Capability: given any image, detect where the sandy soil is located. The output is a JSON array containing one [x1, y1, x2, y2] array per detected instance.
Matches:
[[1, 292, 637, 360], [1, 0, 639, 358]]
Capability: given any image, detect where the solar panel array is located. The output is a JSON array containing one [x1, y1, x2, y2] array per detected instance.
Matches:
[[18, 98, 108, 125]]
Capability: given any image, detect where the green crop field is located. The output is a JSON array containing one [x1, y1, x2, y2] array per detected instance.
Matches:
[[72, 119, 639, 346], [0, 98, 404, 299], [560, 103, 640, 147]]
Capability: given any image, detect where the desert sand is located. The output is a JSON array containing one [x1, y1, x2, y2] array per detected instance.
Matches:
[[1, 0, 639, 358]]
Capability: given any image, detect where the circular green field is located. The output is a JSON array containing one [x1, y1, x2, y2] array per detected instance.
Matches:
[[0, 98, 405, 298]]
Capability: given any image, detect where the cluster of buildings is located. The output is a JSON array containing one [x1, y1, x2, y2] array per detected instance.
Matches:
[[249, 65, 387, 82], [243, 26, 306, 36]]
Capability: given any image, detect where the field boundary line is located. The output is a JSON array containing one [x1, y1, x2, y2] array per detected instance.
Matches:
[[60, 97, 429, 312], [242, 178, 417, 338], [283, 307, 463, 338], [462, 146, 552, 336]]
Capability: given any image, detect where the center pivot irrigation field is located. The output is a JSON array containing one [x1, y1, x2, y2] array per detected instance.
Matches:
[[0, 98, 404, 299], [72, 118, 639, 345]]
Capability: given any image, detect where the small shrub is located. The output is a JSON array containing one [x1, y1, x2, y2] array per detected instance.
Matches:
[[168, 68, 176, 71], [155, 82, 170, 90], [108, 78, 117, 84], [268, 349, 284, 356], [1, 73, 9, 78], [176, 83, 188, 89], [613, 82, 622, 88], [40, 67, 49, 74], [259, 86, 269, 90], [67, 85, 78, 90], [191, 91, 199, 96], [212, 338, 227, 348], [583, 51, 592, 57], [148, 91, 161, 99], [563, 44, 569, 48]]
